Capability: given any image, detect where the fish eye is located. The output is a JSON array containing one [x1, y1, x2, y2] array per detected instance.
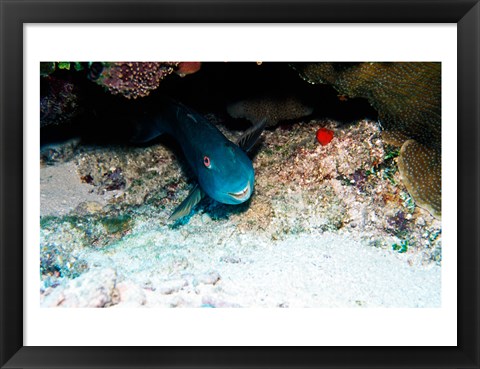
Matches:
[[203, 155, 211, 168]]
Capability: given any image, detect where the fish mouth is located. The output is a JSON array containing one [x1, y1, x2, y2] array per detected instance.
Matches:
[[228, 182, 251, 202]]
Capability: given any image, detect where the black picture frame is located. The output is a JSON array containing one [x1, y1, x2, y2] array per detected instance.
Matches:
[[1, 1, 479, 368]]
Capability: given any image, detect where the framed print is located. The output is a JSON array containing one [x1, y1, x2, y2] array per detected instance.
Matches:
[[1, 0, 479, 368]]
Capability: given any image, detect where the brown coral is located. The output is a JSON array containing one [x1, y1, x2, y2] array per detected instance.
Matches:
[[227, 95, 313, 127], [96, 62, 178, 99], [397, 139, 441, 218]]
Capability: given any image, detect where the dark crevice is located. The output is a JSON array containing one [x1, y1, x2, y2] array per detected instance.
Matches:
[[40, 62, 378, 147]]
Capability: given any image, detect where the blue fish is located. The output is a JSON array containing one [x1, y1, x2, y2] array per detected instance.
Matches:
[[133, 98, 266, 220]]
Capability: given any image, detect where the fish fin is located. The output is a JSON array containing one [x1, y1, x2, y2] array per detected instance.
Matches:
[[130, 115, 164, 144], [235, 118, 267, 152], [169, 183, 205, 221]]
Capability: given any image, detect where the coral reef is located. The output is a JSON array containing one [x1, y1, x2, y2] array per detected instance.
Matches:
[[95, 62, 179, 99], [40, 138, 81, 165], [75, 144, 182, 208], [39, 110, 442, 307], [39, 114, 442, 307], [290, 62, 441, 218], [227, 94, 313, 127], [40, 76, 81, 127], [290, 63, 441, 146], [39, 62, 443, 308]]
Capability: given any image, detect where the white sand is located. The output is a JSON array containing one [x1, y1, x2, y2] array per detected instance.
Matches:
[[40, 161, 119, 216], [42, 225, 440, 308]]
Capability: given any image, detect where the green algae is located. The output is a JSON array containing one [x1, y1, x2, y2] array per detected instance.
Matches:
[[41, 212, 134, 248], [57, 62, 71, 70], [400, 191, 416, 214], [40, 62, 56, 77], [40, 215, 58, 229], [101, 215, 132, 235], [40, 211, 136, 286], [392, 240, 409, 253]]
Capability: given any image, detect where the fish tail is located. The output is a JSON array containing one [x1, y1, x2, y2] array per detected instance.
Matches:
[[130, 114, 164, 144]]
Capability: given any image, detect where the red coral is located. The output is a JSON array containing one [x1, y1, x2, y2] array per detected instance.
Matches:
[[97, 62, 178, 99]]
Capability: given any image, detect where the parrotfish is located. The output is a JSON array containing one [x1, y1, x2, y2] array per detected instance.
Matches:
[[132, 98, 266, 221]]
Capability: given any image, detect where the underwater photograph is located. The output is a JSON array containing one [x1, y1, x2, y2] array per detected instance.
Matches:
[[39, 62, 442, 308]]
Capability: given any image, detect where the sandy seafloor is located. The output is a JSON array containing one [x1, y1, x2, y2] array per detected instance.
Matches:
[[39, 118, 442, 308]]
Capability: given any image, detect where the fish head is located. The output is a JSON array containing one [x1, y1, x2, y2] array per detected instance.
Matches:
[[196, 140, 255, 205]]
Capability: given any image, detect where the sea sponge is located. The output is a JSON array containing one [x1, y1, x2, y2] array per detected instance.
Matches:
[[397, 139, 441, 218], [291, 62, 442, 218], [227, 95, 313, 127], [95, 62, 179, 99]]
